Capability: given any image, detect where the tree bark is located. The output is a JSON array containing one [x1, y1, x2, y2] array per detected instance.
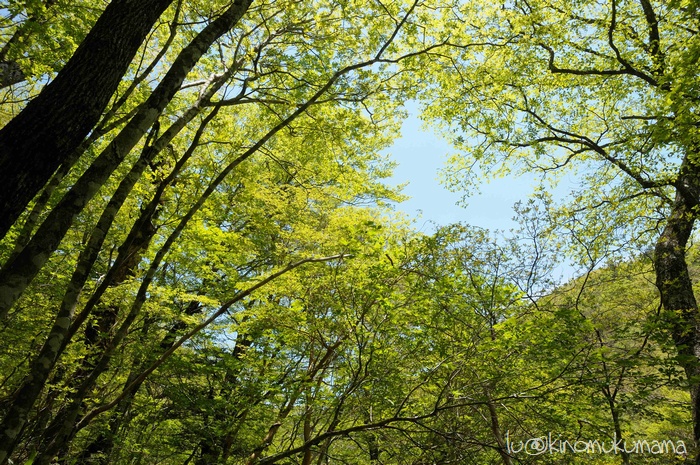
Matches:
[[0, 172, 161, 464], [0, 0, 176, 238], [0, 101, 222, 461], [0, 0, 252, 320], [0, 61, 24, 88], [30, 209, 160, 465], [654, 158, 700, 465]]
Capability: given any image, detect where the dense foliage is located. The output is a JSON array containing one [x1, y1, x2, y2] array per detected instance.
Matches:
[[0, 0, 697, 464]]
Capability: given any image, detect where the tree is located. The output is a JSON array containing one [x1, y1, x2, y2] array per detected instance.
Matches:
[[419, 0, 700, 460], [3, 0, 697, 463], [0, 1, 451, 462], [0, 0, 178, 236]]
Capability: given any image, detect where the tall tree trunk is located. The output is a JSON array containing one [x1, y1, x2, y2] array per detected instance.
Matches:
[[0, 128, 163, 465], [0, 99, 226, 464], [0, 0, 252, 320], [7, 1, 182, 260], [603, 390, 630, 465], [30, 211, 160, 465], [0, 0, 175, 238], [485, 391, 513, 465], [14, 205, 157, 464], [654, 159, 700, 465]]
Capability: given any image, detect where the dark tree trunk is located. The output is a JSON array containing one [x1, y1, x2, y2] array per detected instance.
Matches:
[[0, 200, 160, 465], [0, 0, 251, 320], [654, 159, 700, 464], [0, 0, 175, 239], [16, 1, 251, 451], [0, 61, 24, 88], [30, 211, 160, 465]]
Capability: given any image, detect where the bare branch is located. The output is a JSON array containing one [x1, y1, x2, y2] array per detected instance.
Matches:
[[539, 43, 658, 87], [637, 0, 664, 76]]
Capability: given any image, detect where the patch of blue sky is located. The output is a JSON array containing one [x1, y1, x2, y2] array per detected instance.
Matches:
[[385, 102, 539, 233]]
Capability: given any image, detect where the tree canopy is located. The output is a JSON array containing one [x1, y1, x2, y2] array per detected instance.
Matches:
[[0, 0, 698, 464]]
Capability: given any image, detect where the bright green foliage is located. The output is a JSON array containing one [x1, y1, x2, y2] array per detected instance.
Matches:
[[420, 0, 697, 259], [416, 3, 700, 459], [0, 0, 103, 118], [0, 0, 696, 464]]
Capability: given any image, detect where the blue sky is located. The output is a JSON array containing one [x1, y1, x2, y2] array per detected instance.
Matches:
[[386, 105, 538, 233]]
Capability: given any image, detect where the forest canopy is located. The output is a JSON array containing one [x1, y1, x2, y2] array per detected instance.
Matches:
[[0, 0, 698, 464]]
